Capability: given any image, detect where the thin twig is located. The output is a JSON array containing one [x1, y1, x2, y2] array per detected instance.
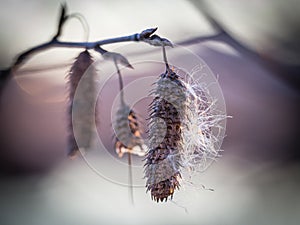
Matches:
[[162, 45, 170, 69], [9, 29, 172, 72], [4, 5, 169, 72], [113, 57, 134, 205], [68, 13, 90, 43], [114, 59, 125, 106], [11, 34, 137, 71], [0, 3, 171, 96], [127, 151, 134, 205]]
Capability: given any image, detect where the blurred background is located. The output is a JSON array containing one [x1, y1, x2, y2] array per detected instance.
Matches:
[[0, 0, 300, 224]]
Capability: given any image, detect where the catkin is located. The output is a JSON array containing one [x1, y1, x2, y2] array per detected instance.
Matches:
[[145, 67, 188, 202], [114, 104, 146, 157], [67, 50, 96, 157]]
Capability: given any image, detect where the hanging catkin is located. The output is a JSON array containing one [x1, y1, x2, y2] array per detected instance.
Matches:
[[67, 50, 96, 157], [114, 104, 146, 157], [145, 67, 188, 202]]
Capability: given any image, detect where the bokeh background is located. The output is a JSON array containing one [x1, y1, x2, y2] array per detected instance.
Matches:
[[0, 0, 300, 224]]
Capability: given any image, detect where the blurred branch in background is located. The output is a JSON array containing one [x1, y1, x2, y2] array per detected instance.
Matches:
[[187, 0, 300, 90]]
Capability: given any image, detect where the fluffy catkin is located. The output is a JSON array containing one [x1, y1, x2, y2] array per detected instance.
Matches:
[[181, 76, 227, 174], [145, 67, 188, 202], [114, 104, 146, 157], [67, 50, 96, 157]]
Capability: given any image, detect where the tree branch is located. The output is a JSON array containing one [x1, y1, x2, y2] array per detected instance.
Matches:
[[11, 29, 171, 71], [5, 4, 172, 72], [0, 4, 172, 93]]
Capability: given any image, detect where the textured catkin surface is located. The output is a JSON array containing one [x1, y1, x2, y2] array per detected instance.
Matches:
[[114, 104, 145, 157], [145, 67, 188, 202], [67, 50, 96, 157]]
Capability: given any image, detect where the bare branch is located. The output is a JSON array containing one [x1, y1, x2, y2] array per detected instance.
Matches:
[[9, 28, 170, 72], [0, 5, 171, 93]]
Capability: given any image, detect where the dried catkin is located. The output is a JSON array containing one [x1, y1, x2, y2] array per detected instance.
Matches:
[[114, 104, 146, 157], [67, 50, 96, 157], [145, 67, 188, 202]]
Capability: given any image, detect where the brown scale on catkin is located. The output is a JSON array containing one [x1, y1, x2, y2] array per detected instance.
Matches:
[[114, 104, 145, 157], [145, 67, 188, 202], [67, 50, 96, 157]]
